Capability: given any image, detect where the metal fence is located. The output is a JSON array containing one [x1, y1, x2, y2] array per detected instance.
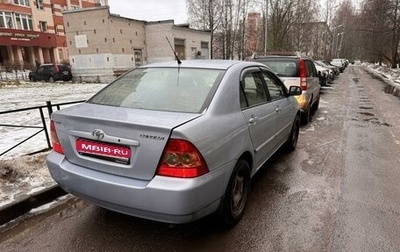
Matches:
[[0, 100, 85, 157]]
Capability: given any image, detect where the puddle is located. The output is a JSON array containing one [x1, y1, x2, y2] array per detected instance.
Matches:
[[358, 112, 375, 116]]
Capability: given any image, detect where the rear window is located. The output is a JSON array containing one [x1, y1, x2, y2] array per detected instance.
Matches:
[[57, 65, 69, 71], [88, 67, 224, 113], [253, 58, 299, 77]]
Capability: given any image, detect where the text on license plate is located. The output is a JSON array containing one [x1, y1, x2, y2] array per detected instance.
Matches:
[[76, 138, 131, 164]]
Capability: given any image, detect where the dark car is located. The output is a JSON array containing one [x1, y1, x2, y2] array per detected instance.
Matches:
[[30, 64, 72, 82]]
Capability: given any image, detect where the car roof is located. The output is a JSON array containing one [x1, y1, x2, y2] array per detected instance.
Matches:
[[141, 60, 264, 70]]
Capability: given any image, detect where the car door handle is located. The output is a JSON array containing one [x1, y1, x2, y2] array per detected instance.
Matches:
[[249, 115, 258, 124]]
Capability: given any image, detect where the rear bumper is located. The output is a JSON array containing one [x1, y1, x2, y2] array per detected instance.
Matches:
[[47, 151, 232, 224]]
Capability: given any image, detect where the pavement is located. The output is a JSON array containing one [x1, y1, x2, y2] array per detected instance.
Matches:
[[0, 185, 67, 226]]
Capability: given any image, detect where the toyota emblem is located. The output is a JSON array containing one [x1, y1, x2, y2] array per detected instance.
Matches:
[[92, 129, 105, 140]]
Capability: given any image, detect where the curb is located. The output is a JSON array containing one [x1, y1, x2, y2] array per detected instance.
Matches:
[[0, 185, 67, 226], [362, 66, 400, 98]]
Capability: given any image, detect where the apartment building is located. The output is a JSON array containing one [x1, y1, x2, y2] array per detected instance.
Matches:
[[0, 0, 101, 70], [63, 6, 211, 82]]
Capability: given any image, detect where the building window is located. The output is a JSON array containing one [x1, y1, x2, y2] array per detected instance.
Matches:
[[122, 48, 124, 52], [14, 0, 30, 7], [120, 29, 122, 34], [51, 4, 55, 14], [39, 21, 47, 32], [113, 38, 115, 43], [58, 49, 63, 60], [14, 13, 33, 30], [0, 12, 14, 28], [84, 21, 86, 25], [55, 26, 58, 34], [36, 0, 44, 10], [96, 48, 99, 53], [94, 29, 96, 34]]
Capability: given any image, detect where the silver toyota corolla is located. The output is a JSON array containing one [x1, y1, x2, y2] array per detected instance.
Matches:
[[47, 60, 301, 225]]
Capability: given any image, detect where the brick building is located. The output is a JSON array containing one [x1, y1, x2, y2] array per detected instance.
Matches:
[[63, 6, 211, 82], [0, 0, 101, 71]]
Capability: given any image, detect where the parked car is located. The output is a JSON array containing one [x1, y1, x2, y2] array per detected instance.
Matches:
[[330, 58, 346, 73], [47, 60, 302, 225], [314, 62, 331, 86], [29, 63, 72, 82], [316, 60, 340, 77], [248, 53, 321, 124]]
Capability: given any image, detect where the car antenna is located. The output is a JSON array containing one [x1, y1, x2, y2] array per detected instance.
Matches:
[[166, 37, 182, 65]]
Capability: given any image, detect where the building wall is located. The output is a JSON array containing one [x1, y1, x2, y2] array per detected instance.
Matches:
[[64, 6, 147, 82], [64, 7, 211, 82], [0, 0, 101, 70], [145, 21, 210, 63]]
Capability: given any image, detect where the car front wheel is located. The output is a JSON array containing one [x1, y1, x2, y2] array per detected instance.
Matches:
[[221, 159, 250, 226]]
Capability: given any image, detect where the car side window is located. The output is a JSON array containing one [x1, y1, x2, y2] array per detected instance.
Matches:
[[261, 70, 286, 101], [305, 60, 317, 77], [240, 71, 268, 109]]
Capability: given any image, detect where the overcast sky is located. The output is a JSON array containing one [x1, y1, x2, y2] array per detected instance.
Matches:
[[108, 0, 188, 24]]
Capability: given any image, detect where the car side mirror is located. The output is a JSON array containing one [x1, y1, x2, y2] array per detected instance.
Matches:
[[288, 86, 302, 96]]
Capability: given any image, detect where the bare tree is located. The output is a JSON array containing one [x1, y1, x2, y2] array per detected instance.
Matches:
[[346, 0, 400, 65], [268, 0, 318, 52], [187, 0, 223, 58]]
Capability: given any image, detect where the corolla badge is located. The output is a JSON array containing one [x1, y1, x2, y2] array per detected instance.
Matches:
[[92, 129, 105, 140]]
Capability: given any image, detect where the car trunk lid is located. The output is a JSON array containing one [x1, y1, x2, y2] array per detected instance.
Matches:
[[52, 103, 201, 181]]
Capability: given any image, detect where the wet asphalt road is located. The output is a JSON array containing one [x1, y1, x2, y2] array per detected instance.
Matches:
[[1, 65, 400, 252]]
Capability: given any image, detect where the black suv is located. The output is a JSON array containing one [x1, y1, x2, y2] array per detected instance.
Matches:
[[30, 64, 72, 82]]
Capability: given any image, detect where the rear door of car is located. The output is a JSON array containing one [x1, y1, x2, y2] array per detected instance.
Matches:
[[240, 68, 277, 168]]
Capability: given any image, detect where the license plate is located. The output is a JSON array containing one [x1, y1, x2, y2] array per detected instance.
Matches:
[[76, 138, 131, 164], [63, 71, 69, 75]]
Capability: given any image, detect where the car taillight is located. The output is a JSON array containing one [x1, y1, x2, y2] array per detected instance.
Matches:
[[50, 120, 64, 154], [299, 59, 307, 90], [157, 139, 208, 178]]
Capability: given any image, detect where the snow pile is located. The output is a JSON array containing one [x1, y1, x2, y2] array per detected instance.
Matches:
[[0, 152, 53, 208], [362, 63, 400, 86], [0, 80, 107, 207]]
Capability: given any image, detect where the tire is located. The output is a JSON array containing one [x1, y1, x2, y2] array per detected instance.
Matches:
[[221, 159, 251, 226], [302, 104, 312, 125], [285, 114, 300, 152], [313, 96, 320, 111]]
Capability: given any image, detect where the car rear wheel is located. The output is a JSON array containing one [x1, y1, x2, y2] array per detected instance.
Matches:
[[302, 103, 312, 124], [285, 114, 300, 151], [221, 159, 250, 226]]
